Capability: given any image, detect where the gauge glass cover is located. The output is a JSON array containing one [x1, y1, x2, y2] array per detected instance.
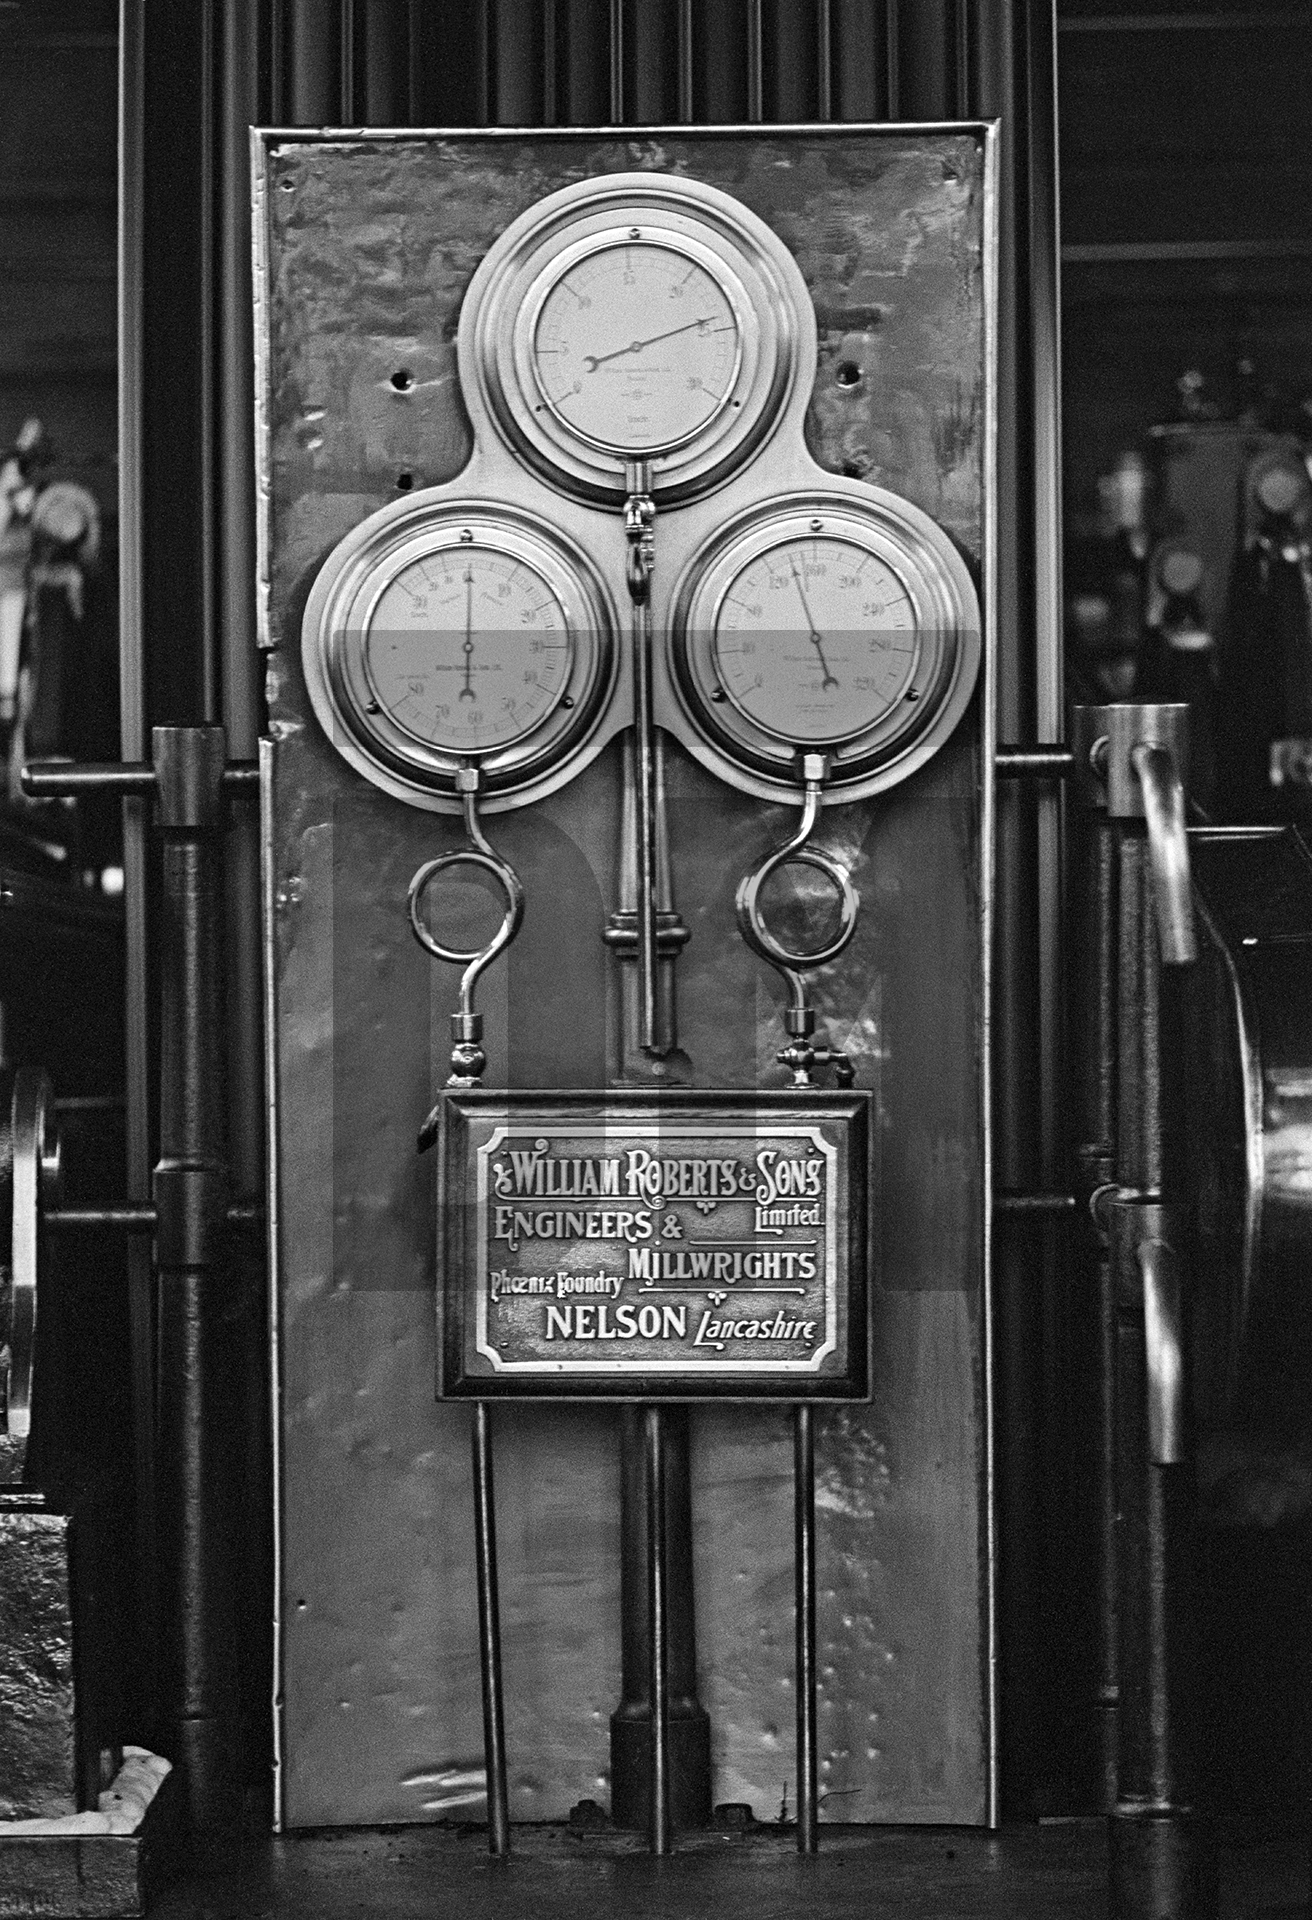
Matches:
[[713, 536, 920, 747], [365, 546, 572, 756], [531, 240, 742, 455]]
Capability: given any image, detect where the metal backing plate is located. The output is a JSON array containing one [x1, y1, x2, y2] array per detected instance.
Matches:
[[255, 126, 994, 1831]]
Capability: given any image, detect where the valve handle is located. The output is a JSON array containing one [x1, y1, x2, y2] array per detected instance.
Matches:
[[1139, 1234, 1185, 1465], [1131, 742, 1197, 967]]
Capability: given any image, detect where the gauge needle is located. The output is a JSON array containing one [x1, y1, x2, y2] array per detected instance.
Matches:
[[789, 558, 839, 689], [582, 315, 715, 372], [459, 568, 475, 700]]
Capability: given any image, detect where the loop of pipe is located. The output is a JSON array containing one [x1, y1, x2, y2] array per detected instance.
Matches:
[[407, 797, 525, 1023], [736, 776, 859, 1008]]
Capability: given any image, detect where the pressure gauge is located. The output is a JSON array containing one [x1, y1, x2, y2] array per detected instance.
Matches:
[[462, 172, 812, 505], [671, 493, 982, 801], [301, 498, 617, 811], [529, 235, 743, 455]]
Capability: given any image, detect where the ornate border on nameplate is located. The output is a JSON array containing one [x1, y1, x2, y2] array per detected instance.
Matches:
[[438, 1089, 870, 1400]]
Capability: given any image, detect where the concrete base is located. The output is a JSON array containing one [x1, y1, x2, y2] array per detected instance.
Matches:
[[0, 1751, 174, 1918]]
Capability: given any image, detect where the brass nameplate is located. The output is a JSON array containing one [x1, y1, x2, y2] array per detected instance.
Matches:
[[438, 1089, 870, 1399]]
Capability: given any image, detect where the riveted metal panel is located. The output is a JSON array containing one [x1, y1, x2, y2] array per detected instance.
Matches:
[[257, 126, 993, 1828]]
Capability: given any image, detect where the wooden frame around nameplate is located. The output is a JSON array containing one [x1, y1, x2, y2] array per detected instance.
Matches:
[[438, 1087, 870, 1400]]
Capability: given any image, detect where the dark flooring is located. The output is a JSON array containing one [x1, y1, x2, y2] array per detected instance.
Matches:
[[151, 1822, 1309, 1920]]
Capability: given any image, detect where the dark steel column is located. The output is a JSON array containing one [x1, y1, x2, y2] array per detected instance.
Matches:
[[1070, 711, 1120, 1810], [152, 724, 242, 1834], [610, 1405, 710, 1832], [1100, 708, 1211, 1919]]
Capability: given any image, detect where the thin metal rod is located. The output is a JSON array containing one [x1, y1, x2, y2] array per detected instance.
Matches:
[[472, 1402, 510, 1857], [21, 759, 258, 799], [794, 1404, 818, 1854], [995, 746, 1076, 777], [44, 1201, 260, 1232], [994, 1190, 1077, 1215], [645, 1404, 671, 1855]]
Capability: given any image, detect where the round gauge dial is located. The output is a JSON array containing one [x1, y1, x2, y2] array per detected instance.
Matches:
[[714, 537, 919, 746], [463, 172, 812, 504], [301, 500, 617, 813], [531, 241, 741, 454], [671, 494, 982, 803], [366, 546, 571, 755]]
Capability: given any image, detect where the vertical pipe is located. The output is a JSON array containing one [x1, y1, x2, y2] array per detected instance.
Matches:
[[1107, 826, 1204, 1919], [219, 0, 273, 1825], [283, 0, 341, 128], [340, 0, 357, 117], [829, 0, 877, 120], [559, 0, 610, 125], [645, 1405, 670, 1856], [608, 0, 623, 121], [675, 0, 693, 121], [746, 0, 763, 121], [541, 0, 559, 123], [627, 0, 676, 125], [765, 0, 818, 121], [1069, 716, 1122, 1812], [698, 0, 747, 121], [1080, 809, 1119, 1809], [794, 1405, 818, 1855], [816, 0, 833, 121], [360, 0, 411, 122], [610, 1404, 709, 1832], [493, 0, 544, 124], [884, 0, 900, 117], [472, 1402, 510, 1857], [117, 0, 158, 1739], [153, 724, 241, 1833]]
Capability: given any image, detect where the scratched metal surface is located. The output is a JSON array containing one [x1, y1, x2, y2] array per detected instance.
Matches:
[[260, 130, 989, 1828]]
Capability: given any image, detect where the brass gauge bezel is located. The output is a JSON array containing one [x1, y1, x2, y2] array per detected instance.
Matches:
[[301, 496, 618, 812], [462, 172, 812, 506], [669, 492, 982, 802]]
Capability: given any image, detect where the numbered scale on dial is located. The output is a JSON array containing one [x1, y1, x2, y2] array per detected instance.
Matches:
[[300, 501, 617, 810], [463, 172, 810, 503], [670, 495, 982, 800]]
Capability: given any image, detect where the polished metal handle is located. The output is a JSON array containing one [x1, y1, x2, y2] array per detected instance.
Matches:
[[1139, 1235, 1185, 1466], [1130, 742, 1197, 967]]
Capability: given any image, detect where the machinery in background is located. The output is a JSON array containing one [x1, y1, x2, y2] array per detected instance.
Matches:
[[1065, 411, 1312, 829], [0, 416, 119, 888]]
